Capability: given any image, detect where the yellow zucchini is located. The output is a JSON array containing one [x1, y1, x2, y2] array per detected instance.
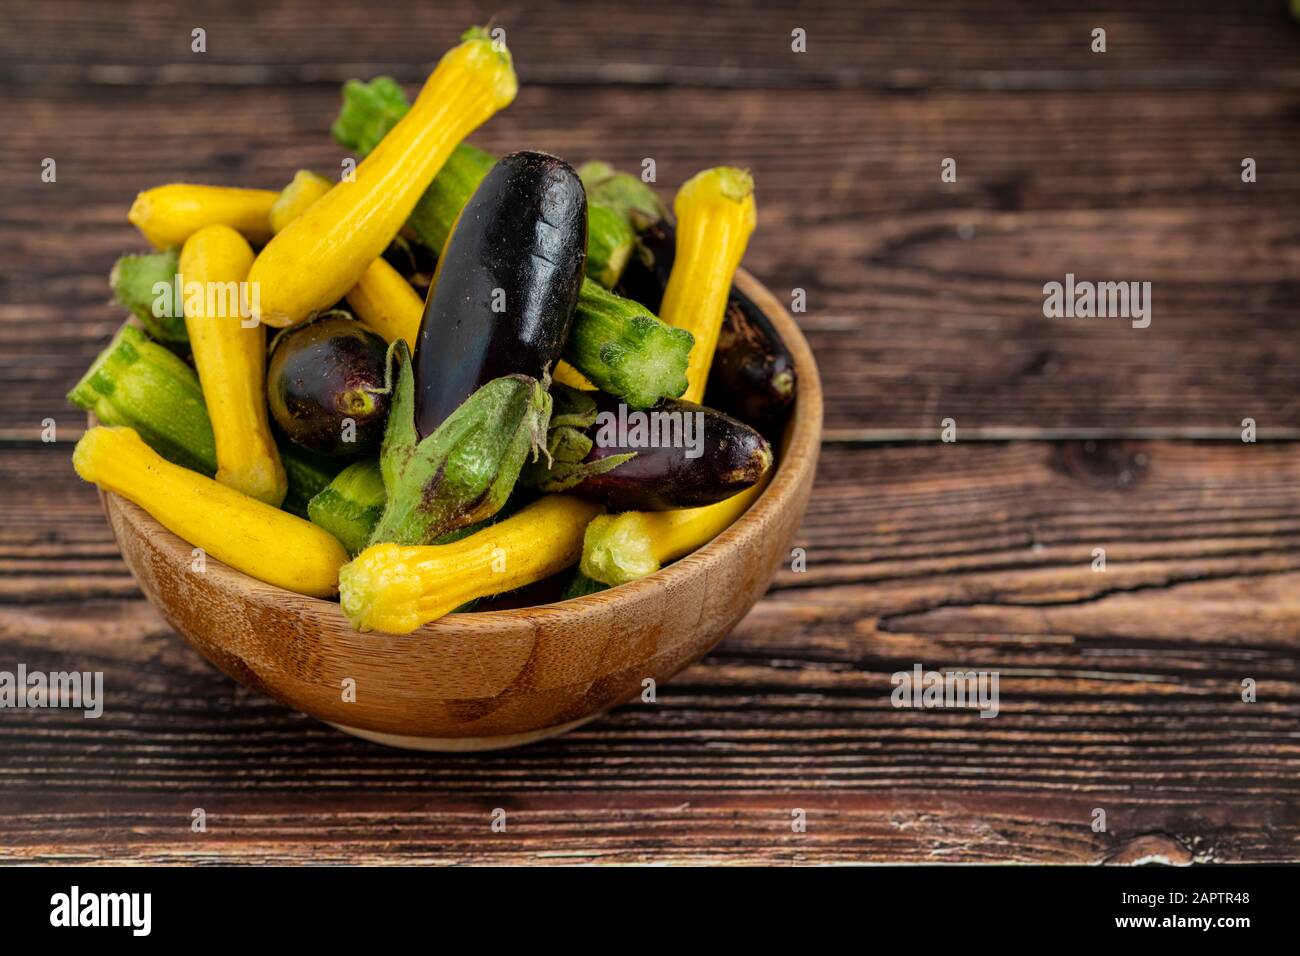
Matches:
[[659, 167, 756, 402], [339, 496, 603, 633], [580, 475, 769, 586], [249, 28, 517, 327], [73, 426, 347, 597], [271, 169, 425, 346], [345, 258, 424, 347], [270, 170, 334, 234], [129, 184, 278, 250], [179, 224, 287, 506]]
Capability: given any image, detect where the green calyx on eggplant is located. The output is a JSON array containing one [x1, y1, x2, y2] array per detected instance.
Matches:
[[526, 385, 772, 511], [367, 340, 551, 547], [267, 312, 391, 458], [413, 149, 588, 438]]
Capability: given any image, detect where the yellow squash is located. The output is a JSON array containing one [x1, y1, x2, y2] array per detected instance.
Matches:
[[179, 224, 286, 505], [580, 475, 769, 586], [345, 258, 425, 347], [129, 184, 278, 250], [269, 170, 334, 234], [340, 496, 604, 633], [249, 28, 518, 327], [269, 169, 425, 346], [659, 167, 756, 402], [73, 427, 347, 597]]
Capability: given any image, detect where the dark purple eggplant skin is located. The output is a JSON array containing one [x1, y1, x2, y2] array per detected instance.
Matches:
[[704, 287, 797, 433], [267, 314, 390, 458], [617, 219, 796, 432], [574, 391, 772, 511], [413, 150, 587, 438]]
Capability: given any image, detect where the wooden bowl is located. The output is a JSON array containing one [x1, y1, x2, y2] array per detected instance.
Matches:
[[98, 270, 822, 750]]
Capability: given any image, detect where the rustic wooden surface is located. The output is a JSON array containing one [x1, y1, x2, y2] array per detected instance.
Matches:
[[2, 0, 1299, 864]]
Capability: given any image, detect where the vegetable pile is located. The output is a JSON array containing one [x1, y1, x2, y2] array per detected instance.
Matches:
[[69, 27, 798, 634]]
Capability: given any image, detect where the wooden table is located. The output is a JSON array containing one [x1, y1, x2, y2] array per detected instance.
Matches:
[[2, 0, 1298, 864]]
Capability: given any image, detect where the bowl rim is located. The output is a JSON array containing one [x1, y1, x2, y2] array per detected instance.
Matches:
[[99, 267, 823, 632]]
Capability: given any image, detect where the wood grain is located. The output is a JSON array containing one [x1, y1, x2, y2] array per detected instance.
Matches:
[[3, 438, 1298, 862], [4, 0, 1299, 89]]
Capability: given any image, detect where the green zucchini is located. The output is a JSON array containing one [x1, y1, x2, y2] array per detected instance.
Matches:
[[278, 444, 345, 519], [68, 322, 341, 516], [67, 323, 211, 472], [407, 144, 497, 257], [568, 281, 692, 408], [578, 161, 666, 231], [585, 204, 635, 289], [563, 570, 608, 600], [109, 248, 188, 348], [307, 458, 385, 556]]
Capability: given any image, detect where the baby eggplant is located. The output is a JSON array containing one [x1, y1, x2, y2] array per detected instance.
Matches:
[[267, 313, 390, 458], [413, 149, 588, 437], [704, 286, 797, 434], [530, 386, 772, 511]]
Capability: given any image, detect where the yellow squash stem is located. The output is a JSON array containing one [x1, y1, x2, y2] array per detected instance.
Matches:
[[129, 184, 279, 250], [73, 427, 347, 597], [269, 170, 334, 234], [345, 258, 425, 346], [179, 224, 287, 505], [249, 28, 517, 327], [340, 496, 604, 633], [580, 474, 769, 586], [659, 167, 757, 402]]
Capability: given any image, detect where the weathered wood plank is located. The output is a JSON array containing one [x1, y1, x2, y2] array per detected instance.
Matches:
[[3, 440, 1297, 863], [3, 85, 1297, 438], [2, 793, 1293, 865], [3, 0, 1298, 90]]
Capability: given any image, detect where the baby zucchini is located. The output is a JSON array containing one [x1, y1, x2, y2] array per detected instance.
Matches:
[[128, 184, 278, 250], [250, 29, 518, 327], [73, 426, 347, 597], [180, 224, 287, 506], [340, 495, 604, 633]]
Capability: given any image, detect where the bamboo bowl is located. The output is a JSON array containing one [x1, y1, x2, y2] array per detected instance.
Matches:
[[97, 270, 822, 750]]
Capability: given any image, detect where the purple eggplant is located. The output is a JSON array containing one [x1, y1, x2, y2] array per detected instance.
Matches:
[[412, 150, 587, 437], [705, 287, 797, 433], [529, 386, 772, 510], [267, 313, 390, 458]]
